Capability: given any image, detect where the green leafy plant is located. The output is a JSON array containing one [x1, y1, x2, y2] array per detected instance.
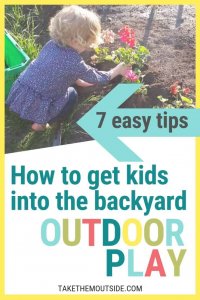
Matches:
[[91, 47, 110, 65], [157, 82, 195, 108], [110, 45, 149, 68], [91, 25, 150, 85], [92, 26, 150, 69]]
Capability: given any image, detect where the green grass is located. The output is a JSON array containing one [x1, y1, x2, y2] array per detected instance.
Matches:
[[5, 93, 102, 153], [5, 107, 62, 153], [5, 5, 42, 60]]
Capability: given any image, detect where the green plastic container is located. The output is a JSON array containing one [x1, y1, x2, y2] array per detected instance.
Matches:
[[5, 31, 30, 98]]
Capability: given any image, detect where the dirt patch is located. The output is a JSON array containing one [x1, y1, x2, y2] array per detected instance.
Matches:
[[33, 5, 195, 95], [5, 5, 196, 152]]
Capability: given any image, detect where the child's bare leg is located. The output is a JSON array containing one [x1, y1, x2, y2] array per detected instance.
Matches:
[[32, 123, 49, 131]]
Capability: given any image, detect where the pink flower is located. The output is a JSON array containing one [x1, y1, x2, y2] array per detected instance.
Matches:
[[170, 81, 180, 95], [101, 29, 115, 44], [118, 25, 136, 48], [124, 70, 138, 82], [183, 87, 190, 95], [170, 85, 178, 95]]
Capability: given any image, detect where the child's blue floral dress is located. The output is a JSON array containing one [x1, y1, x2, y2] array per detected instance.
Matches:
[[6, 40, 111, 124]]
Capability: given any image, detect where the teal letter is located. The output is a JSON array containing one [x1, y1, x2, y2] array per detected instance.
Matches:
[[107, 249, 125, 276], [103, 219, 120, 246], [128, 249, 143, 276], [12, 165, 25, 184], [166, 219, 184, 246], [41, 218, 60, 246]]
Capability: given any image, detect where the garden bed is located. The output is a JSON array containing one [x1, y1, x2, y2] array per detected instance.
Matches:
[[5, 5, 195, 153]]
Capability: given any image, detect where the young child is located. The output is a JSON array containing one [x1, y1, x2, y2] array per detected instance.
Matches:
[[6, 6, 131, 131]]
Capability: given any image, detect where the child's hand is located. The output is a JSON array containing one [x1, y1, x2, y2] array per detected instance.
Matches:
[[75, 79, 94, 87], [109, 63, 132, 80], [116, 62, 132, 76]]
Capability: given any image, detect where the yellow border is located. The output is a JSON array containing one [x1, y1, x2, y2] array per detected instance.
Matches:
[[1, 0, 199, 299]]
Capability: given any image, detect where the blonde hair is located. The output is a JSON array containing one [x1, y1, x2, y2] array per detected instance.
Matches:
[[49, 6, 101, 48]]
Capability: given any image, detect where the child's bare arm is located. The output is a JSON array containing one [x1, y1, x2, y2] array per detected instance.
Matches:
[[75, 58, 131, 85], [76, 63, 131, 87]]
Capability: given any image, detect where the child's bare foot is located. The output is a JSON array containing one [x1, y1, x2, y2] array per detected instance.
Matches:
[[32, 123, 49, 131]]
